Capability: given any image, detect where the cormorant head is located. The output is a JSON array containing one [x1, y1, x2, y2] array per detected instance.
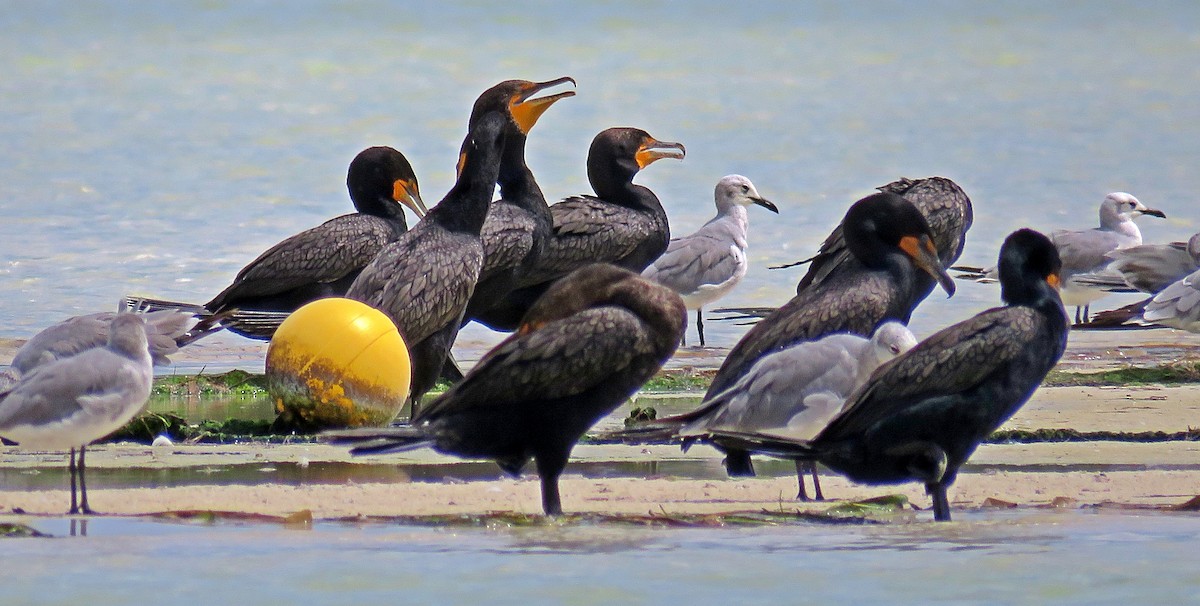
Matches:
[[843, 192, 955, 297], [998, 228, 1064, 308], [347, 146, 426, 219], [586, 128, 685, 195], [469, 77, 576, 136]]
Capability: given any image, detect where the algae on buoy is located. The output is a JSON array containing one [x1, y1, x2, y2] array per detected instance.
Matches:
[[265, 298, 410, 430]]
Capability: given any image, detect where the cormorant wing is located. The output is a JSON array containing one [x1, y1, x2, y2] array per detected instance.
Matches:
[[350, 229, 484, 345], [480, 202, 538, 277], [520, 196, 654, 285], [817, 306, 1035, 441], [798, 177, 972, 292], [417, 306, 653, 420], [210, 214, 393, 308]]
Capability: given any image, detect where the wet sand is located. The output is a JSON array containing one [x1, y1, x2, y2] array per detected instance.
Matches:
[[3, 328, 1200, 519]]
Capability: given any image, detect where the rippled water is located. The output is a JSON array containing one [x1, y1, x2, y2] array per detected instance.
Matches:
[[3, 3, 1200, 599], [4, 510, 1200, 604], [3, 0, 1199, 350]]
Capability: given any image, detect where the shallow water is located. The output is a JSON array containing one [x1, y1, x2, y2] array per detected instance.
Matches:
[[3, 3, 1200, 600], [4, 509, 1200, 604], [3, 0, 1199, 352]]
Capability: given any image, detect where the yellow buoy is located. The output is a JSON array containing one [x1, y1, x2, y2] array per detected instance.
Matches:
[[265, 298, 410, 430]]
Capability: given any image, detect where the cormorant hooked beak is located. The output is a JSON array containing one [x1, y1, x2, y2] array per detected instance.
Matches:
[[509, 76, 577, 134], [393, 178, 428, 218], [635, 138, 686, 169], [899, 234, 956, 297]]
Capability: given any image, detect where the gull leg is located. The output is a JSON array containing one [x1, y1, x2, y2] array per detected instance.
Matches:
[[68, 448, 79, 514], [810, 462, 825, 501], [794, 460, 809, 501], [78, 445, 95, 514]]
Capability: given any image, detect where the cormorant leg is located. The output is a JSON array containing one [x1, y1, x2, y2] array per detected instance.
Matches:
[[405, 396, 420, 424], [696, 308, 706, 347], [1073, 307, 1081, 325], [68, 447, 79, 514], [809, 462, 825, 501], [794, 460, 809, 501], [926, 482, 951, 521], [78, 445, 94, 514], [1083, 304, 1090, 323], [535, 454, 568, 516], [724, 449, 756, 477]]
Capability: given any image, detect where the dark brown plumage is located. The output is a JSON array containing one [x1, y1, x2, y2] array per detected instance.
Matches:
[[326, 263, 686, 515], [477, 127, 686, 331], [720, 177, 972, 322], [796, 176, 973, 293], [345, 112, 507, 414], [710, 228, 1068, 521], [462, 77, 575, 329], [708, 191, 957, 475], [124, 146, 425, 340]]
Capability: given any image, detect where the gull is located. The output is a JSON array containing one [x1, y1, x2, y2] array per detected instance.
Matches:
[[1047, 192, 1163, 322], [1, 309, 194, 392], [953, 192, 1165, 324], [0, 314, 155, 514], [642, 175, 778, 346], [614, 322, 916, 501]]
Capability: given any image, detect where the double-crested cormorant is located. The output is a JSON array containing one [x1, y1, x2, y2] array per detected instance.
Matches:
[[793, 176, 973, 294], [124, 146, 426, 340], [719, 176, 971, 322], [463, 77, 576, 328], [345, 112, 507, 415], [0, 314, 154, 514], [708, 192, 956, 476], [641, 175, 778, 346], [614, 321, 915, 501], [710, 228, 1069, 521], [479, 127, 686, 331], [326, 263, 686, 515]]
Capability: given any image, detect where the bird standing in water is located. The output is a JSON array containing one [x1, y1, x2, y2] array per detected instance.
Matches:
[[327, 263, 686, 516], [711, 229, 1068, 521], [0, 314, 154, 514], [346, 112, 507, 416], [953, 192, 1164, 324], [641, 175, 778, 347]]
